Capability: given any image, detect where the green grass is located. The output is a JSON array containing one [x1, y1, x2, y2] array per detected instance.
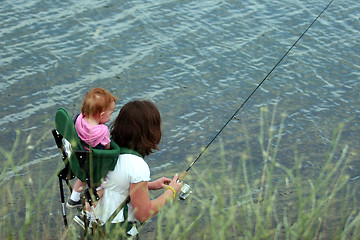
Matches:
[[1, 108, 359, 239]]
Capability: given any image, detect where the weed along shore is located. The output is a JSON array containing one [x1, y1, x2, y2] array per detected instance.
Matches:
[[1, 110, 359, 239]]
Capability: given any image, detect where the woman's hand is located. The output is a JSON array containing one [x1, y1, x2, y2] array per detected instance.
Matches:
[[168, 174, 183, 194], [148, 177, 171, 190], [148, 174, 183, 193], [130, 174, 183, 223]]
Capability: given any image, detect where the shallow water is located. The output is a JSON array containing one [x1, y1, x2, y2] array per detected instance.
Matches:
[[1, 0, 359, 235]]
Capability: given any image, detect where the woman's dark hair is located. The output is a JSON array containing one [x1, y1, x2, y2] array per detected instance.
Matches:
[[111, 100, 161, 157]]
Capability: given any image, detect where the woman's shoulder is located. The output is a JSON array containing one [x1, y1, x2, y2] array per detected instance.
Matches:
[[117, 153, 148, 168], [117, 154, 150, 182], [119, 153, 144, 160]]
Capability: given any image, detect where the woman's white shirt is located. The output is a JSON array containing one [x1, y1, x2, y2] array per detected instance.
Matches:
[[94, 153, 150, 224]]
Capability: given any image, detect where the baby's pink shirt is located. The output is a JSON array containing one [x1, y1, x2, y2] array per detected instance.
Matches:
[[75, 113, 111, 148]]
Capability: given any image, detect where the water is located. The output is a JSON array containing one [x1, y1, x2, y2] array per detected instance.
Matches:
[[1, 0, 359, 235]]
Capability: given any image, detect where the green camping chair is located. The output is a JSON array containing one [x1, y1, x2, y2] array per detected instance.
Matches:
[[52, 107, 120, 229]]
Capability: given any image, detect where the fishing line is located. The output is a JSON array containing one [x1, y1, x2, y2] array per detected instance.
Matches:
[[179, 0, 335, 181]]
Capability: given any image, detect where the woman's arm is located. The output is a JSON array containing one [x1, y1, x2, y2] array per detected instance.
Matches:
[[130, 174, 182, 223]]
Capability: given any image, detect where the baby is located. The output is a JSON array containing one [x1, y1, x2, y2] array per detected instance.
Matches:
[[67, 87, 118, 209]]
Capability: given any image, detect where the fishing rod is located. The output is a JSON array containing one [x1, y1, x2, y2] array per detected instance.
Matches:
[[178, 0, 335, 183]]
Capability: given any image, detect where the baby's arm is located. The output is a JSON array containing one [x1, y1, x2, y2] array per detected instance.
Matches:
[[104, 142, 110, 150]]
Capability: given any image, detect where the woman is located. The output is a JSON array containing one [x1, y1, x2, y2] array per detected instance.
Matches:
[[93, 100, 183, 237]]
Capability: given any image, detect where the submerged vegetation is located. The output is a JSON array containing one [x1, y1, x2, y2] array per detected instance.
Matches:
[[1, 108, 359, 239]]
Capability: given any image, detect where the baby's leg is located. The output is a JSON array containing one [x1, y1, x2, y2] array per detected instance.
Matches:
[[67, 179, 86, 209], [97, 188, 104, 198], [73, 179, 86, 192]]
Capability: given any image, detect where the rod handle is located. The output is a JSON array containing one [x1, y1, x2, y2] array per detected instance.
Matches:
[[178, 171, 187, 182]]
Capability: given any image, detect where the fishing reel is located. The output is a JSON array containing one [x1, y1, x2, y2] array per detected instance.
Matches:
[[179, 183, 192, 200]]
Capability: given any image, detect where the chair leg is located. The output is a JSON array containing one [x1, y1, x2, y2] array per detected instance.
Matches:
[[58, 177, 68, 228]]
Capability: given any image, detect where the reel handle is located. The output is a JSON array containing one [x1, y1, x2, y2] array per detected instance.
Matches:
[[177, 171, 192, 200]]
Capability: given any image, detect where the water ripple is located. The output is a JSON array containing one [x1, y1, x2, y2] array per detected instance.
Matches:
[[0, 0, 359, 180]]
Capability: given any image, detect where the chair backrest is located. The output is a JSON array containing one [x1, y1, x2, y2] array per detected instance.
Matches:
[[55, 107, 120, 188]]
